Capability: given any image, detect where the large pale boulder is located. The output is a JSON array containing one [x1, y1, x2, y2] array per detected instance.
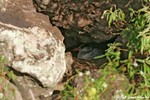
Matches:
[[0, 0, 66, 88]]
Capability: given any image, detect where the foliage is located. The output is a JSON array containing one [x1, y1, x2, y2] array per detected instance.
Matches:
[[101, 5, 125, 27], [123, 6, 150, 54], [140, 0, 150, 3], [62, 2, 150, 100], [0, 56, 15, 81], [104, 4, 150, 98], [61, 68, 120, 100], [0, 56, 15, 99]]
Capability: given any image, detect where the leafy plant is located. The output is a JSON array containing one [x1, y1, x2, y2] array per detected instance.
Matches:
[[0, 56, 16, 99], [119, 5, 150, 98], [140, 0, 150, 3], [100, 4, 150, 98], [0, 56, 5, 74], [62, 3, 150, 100], [123, 6, 150, 54], [101, 5, 126, 27], [0, 56, 15, 81]]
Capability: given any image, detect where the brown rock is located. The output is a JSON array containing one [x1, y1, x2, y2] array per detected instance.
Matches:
[[0, 1, 66, 99]]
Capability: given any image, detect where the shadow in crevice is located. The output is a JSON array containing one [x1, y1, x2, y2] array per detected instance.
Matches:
[[6, 66, 44, 88]]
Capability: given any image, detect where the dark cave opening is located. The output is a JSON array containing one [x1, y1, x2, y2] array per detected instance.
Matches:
[[59, 27, 118, 60]]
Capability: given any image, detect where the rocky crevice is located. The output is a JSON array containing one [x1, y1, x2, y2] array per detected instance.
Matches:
[[33, 0, 142, 49], [0, 0, 146, 100]]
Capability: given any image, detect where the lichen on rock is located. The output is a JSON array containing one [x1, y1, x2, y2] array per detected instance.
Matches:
[[0, 0, 66, 88], [0, 25, 66, 88]]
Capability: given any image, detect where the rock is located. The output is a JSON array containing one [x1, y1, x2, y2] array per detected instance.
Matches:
[[100, 73, 130, 100], [65, 52, 74, 74], [0, 0, 66, 88], [0, 77, 23, 100], [13, 74, 56, 100], [74, 67, 130, 100], [34, 0, 142, 49], [41, 0, 51, 6], [65, 52, 73, 68]]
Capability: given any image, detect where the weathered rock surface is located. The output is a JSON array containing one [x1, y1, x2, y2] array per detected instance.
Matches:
[[74, 68, 130, 100], [34, 0, 142, 49], [0, 0, 66, 89], [0, 77, 23, 100], [13, 73, 64, 100]]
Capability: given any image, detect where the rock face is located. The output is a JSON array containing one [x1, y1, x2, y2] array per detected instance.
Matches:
[[34, 0, 142, 49], [0, 0, 66, 88], [0, 77, 23, 100], [74, 68, 130, 100]]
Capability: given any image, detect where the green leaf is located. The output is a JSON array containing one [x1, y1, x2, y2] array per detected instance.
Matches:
[[111, 13, 116, 21], [94, 54, 105, 59], [108, 14, 113, 27], [8, 71, 15, 81], [145, 59, 150, 65], [136, 59, 144, 63], [128, 50, 133, 58]]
